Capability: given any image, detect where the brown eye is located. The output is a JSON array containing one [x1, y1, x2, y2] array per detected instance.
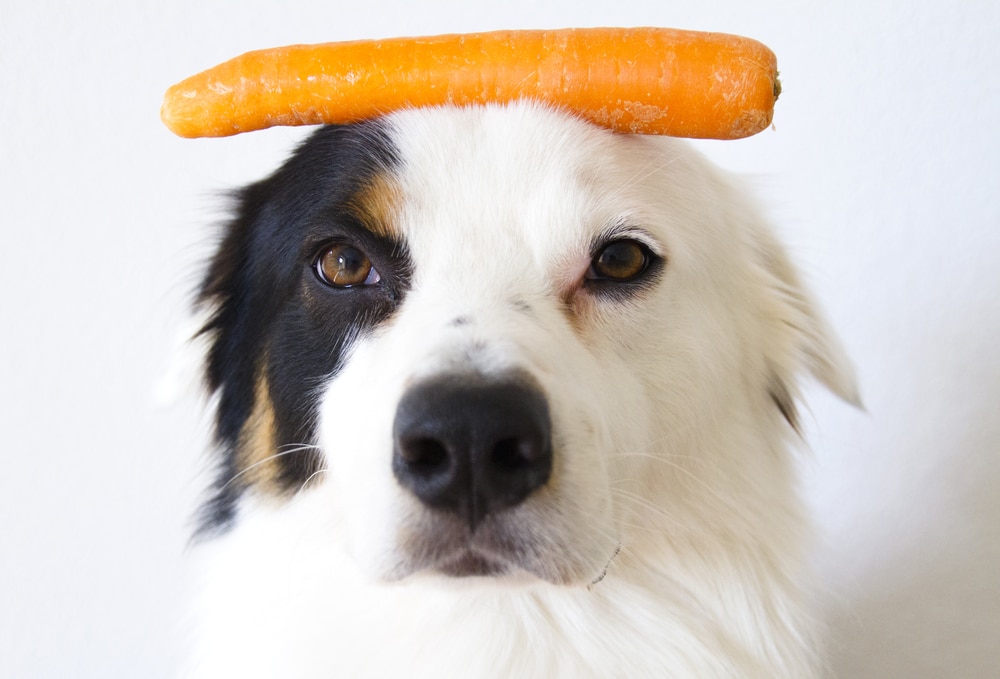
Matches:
[[587, 239, 652, 282], [315, 244, 381, 288]]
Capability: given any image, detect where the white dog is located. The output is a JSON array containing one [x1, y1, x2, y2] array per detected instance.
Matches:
[[182, 102, 856, 678]]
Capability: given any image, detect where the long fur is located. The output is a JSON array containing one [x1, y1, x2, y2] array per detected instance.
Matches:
[[181, 102, 855, 678]]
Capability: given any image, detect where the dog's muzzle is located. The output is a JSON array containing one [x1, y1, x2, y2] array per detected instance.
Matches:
[[392, 373, 552, 532]]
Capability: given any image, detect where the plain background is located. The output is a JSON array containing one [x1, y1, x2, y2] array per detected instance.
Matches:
[[2, 1, 997, 677]]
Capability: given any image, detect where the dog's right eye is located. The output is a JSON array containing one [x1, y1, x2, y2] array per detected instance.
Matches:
[[314, 244, 381, 288]]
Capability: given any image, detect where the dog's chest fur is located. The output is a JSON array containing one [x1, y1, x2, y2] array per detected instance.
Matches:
[[183, 103, 854, 678]]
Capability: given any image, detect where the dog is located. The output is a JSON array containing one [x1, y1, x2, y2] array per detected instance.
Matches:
[[180, 101, 856, 678]]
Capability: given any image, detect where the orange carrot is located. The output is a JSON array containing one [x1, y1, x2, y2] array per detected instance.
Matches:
[[161, 28, 780, 140]]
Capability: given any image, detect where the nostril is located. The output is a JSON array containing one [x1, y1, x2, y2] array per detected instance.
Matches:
[[400, 437, 449, 471], [491, 437, 534, 471]]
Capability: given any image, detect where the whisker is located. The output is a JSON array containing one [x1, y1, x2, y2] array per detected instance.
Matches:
[[609, 487, 698, 531], [606, 437, 735, 510], [612, 462, 733, 513], [294, 468, 329, 498], [610, 450, 706, 463], [220, 443, 323, 490]]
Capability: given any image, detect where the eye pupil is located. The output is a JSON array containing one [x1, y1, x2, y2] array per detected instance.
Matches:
[[590, 240, 650, 281], [316, 244, 378, 287]]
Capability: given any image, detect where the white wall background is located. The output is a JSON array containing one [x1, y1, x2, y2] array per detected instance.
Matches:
[[2, 1, 997, 677]]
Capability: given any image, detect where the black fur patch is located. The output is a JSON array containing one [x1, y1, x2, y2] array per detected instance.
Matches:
[[196, 123, 410, 533]]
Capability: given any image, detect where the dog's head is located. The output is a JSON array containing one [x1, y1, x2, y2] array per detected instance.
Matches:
[[197, 102, 855, 587]]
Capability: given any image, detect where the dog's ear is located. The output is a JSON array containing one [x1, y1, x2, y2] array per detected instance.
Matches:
[[191, 181, 274, 530], [752, 229, 860, 431], [197, 181, 274, 439]]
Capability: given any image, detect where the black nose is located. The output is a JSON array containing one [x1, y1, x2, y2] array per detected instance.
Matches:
[[392, 374, 552, 530]]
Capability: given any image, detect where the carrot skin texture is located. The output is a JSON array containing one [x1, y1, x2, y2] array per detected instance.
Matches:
[[161, 28, 780, 140]]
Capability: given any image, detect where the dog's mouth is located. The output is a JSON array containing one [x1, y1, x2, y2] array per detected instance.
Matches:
[[413, 537, 620, 587], [401, 517, 524, 580], [435, 548, 511, 578], [393, 511, 546, 581], [391, 509, 603, 585]]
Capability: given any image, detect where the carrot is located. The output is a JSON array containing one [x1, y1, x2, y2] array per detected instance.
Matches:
[[161, 28, 779, 140]]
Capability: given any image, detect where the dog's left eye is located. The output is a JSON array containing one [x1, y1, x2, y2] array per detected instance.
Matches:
[[314, 244, 382, 288], [586, 239, 653, 282]]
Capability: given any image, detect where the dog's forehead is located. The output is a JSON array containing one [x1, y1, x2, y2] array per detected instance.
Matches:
[[382, 105, 638, 265]]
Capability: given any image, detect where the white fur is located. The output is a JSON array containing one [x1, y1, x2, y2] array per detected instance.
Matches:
[[182, 103, 855, 678]]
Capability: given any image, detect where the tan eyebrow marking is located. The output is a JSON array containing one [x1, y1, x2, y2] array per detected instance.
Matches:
[[345, 172, 405, 241]]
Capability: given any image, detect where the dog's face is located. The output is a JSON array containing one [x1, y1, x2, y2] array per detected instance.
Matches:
[[198, 103, 854, 589]]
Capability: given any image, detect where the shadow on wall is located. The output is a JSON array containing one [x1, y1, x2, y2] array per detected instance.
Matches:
[[829, 517, 1000, 677], [825, 315, 1000, 678]]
